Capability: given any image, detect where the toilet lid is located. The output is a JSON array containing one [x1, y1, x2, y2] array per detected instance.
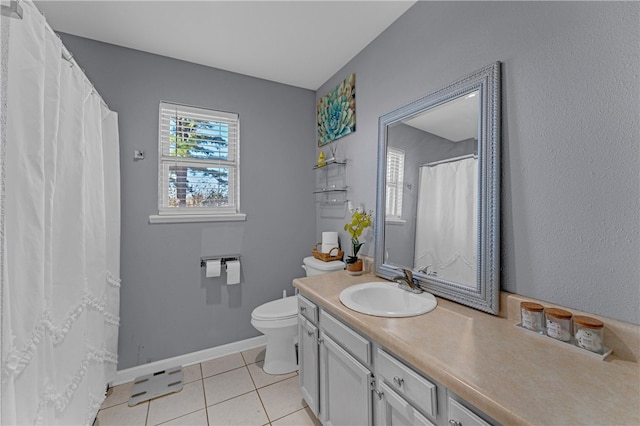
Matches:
[[252, 296, 298, 320]]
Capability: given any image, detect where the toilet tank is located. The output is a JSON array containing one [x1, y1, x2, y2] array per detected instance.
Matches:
[[302, 256, 345, 276]]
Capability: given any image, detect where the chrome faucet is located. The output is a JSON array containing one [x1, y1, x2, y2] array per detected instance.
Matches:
[[392, 268, 423, 294]]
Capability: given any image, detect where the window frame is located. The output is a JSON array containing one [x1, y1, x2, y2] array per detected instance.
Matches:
[[386, 147, 405, 222], [149, 102, 245, 224]]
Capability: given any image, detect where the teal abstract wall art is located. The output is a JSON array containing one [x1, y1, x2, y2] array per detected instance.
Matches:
[[317, 73, 356, 146]]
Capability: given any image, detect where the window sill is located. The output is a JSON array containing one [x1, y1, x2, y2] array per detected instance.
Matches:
[[385, 218, 406, 225], [149, 213, 247, 224]]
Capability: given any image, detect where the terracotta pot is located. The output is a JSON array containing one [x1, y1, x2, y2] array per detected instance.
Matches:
[[346, 259, 363, 272]]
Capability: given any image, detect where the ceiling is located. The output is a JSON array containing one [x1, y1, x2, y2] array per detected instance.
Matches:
[[34, 1, 415, 90]]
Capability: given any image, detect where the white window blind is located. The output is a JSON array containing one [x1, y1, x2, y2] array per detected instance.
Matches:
[[386, 147, 405, 218], [158, 102, 240, 216]]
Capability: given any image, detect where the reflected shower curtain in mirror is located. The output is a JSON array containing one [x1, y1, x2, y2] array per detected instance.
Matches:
[[1, 1, 121, 424], [414, 157, 477, 286]]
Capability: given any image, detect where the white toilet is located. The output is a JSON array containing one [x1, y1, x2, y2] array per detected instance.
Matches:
[[251, 256, 345, 374]]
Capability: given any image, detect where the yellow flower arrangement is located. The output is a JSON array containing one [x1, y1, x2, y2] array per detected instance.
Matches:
[[344, 208, 373, 264]]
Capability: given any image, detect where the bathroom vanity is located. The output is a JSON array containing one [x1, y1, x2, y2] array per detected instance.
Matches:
[[293, 271, 640, 426]]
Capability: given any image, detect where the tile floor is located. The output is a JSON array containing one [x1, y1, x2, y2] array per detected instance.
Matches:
[[95, 346, 321, 426]]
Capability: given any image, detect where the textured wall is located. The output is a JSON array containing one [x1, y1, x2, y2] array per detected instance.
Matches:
[[316, 2, 639, 324], [60, 34, 317, 369]]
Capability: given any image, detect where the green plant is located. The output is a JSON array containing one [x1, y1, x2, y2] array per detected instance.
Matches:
[[343, 208, 373, 264]]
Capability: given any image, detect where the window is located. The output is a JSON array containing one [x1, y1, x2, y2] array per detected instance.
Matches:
[[386, 147, 405, 220], [151, 102, 244, 223]]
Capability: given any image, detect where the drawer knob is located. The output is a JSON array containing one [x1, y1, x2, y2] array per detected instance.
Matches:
[[307, 330, 314, 336], [393, 376, 404, 387], [300, 306, 307, 311], [449, 420, 462, 426]]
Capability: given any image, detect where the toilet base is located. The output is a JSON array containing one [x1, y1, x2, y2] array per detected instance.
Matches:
[[262, 334, 298, 375]]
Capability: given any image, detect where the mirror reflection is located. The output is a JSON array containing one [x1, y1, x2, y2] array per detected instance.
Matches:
[[384, 90, 479, 287]]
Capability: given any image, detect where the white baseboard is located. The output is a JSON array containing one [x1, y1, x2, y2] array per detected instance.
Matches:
[[111, 335, 267, 386]]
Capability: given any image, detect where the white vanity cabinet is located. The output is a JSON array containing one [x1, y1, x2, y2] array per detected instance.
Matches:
[[298, 314, 319, 415], [297, 295, 373, 426], [319, 330, 372, 425], [447, 394, 494, 426], [374, 348, 438, 426], [318, 309, 373, 426], [298, 295, 320, 416], [297, 294, 497, 426], [375, 381, 435, 426]]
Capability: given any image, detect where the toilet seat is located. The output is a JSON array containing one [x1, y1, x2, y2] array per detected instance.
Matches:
[[251, 296, 298, 321]]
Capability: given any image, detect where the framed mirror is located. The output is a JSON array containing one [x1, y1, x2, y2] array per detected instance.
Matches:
[[374, 62, 500, 314]]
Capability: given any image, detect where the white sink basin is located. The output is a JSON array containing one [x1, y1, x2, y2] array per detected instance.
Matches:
[[339, 282, 437, 317]]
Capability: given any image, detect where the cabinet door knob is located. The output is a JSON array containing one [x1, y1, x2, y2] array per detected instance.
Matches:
[[307, 329, 314, 336], [393, 376, 404, 387], [449, 420, 462, 426]]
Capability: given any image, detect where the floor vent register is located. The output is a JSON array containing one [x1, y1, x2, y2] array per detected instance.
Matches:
[[128, 366, 183, 406]]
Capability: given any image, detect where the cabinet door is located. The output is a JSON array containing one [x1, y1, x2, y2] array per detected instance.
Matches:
[[375, 381, 435, 426], [319, 331, 372, 426], [298, 315, 319, 416]]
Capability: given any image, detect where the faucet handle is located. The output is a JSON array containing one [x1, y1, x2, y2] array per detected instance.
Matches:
[[402, 268, 414, 282]]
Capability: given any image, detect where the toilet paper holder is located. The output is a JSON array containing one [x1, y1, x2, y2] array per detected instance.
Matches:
[[200, 255, 240, 268]]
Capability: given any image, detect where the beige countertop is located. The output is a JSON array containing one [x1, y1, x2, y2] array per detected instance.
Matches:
[[293, 271, 640, 426]]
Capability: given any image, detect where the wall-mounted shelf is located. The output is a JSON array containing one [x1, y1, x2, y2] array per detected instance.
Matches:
[[313, 158, 347, 170], [314, 186, 348, 194], [314, 158, 347, 204]]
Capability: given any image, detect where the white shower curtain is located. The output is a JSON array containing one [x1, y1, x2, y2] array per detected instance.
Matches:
[[414, 157, 477, 287], [1, 1, 121, 424]]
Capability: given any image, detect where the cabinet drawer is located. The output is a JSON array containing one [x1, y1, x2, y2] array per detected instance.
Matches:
[[448, 397, 491, 426], [319, 310, 371, 366], [377, 349, 437, 418], [298, 294, 318, 323], [378, 381, 436, 426]]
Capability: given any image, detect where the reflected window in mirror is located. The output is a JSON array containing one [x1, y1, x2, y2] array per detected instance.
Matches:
[[386, 147, 405, 223]]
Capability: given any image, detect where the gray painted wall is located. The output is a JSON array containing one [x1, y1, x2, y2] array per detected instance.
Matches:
[[60, 34, 317, 369], [317, 2, 639, 324]]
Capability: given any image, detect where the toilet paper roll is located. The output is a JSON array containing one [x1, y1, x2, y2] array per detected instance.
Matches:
[[226, 260, 241, 285], [206, 259, 221, 278], [322, 244, 338, 254], [322, 231, 338, 245]]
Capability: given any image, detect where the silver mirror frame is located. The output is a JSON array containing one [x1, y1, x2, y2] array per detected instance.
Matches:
[[375, 62, 501, 314]]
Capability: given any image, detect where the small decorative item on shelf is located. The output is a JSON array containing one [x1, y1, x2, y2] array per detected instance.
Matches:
[[573, 315, 605, 354], [545, 308, 573, 342], [317, 150, 326, 167], [520, 302, 545, 333], [344, 208, 373, 274]]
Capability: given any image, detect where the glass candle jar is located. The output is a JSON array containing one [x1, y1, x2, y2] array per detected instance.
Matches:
[[574, 315, 605, 354], [545, 308, 572, 342], [520, 302, 544, 332]]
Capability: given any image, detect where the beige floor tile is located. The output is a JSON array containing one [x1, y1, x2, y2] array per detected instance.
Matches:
[[201, 353, 245, 378], [101, 381, 134, 409], [258, 376, 307, 422], [271, 407, 322, 426], [207, 391, 269, 426], [182, 364, 202, 384], [156, 408, 208, 426], [95, 401, 148, 426], [247, 360, 297, 389], [203, 366, 255, 406], [241, 346, 266, 365], [147, 381, 206, 426]]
